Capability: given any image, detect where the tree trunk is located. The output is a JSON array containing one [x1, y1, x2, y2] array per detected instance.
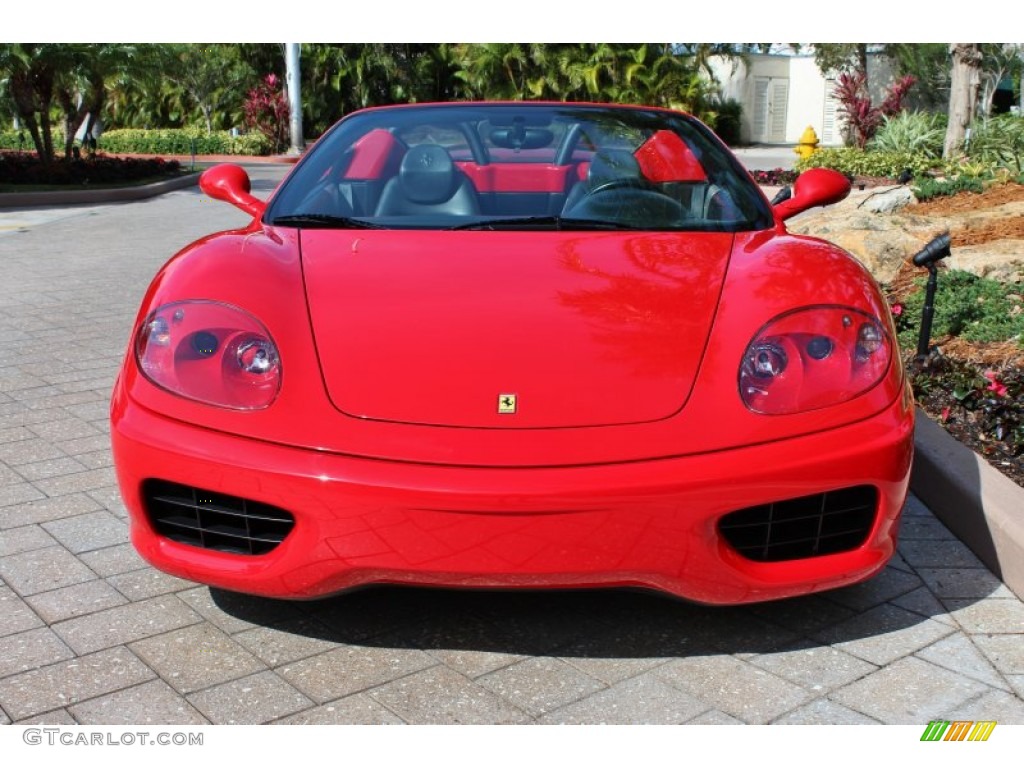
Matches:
[[944, 43, 983, 159]]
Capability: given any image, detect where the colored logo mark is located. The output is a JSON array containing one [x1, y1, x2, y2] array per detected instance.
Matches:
[[920, 720, 996, 742]]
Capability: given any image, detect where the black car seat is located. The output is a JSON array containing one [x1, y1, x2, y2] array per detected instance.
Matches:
[[375, 144, 481, 217]]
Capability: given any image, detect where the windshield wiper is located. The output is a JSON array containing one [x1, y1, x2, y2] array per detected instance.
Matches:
[[449, 216, 646, 231], [270, 214, 385, 229]]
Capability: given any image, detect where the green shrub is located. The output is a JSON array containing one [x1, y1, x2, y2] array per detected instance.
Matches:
[[898, 270, 1024, 349], [0, 129, 68, 152], [912, 175, 985, 201], [965, 115, 1024, 174], [869, 111, 946, 158], [97, 129, 272, 157], [796, 147, 936, 179], [707, 98, 742, 146]]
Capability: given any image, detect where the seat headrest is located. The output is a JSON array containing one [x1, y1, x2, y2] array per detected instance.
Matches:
[[587, 149, 642, 187], [399, 145, 457, 204]]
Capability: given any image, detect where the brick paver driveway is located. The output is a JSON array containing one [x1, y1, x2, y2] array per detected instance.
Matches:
[[2, 167, 1023, 725]]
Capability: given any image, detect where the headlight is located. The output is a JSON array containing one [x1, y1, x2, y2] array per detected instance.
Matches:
[[135, 301, 282, 410], [739, 306, 891, 415]]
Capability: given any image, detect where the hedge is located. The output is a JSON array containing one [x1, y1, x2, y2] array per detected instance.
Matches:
[[0, 128, 271, 156]]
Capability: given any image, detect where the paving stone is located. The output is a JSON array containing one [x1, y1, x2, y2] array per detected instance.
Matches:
[[889, 586, 957, 625], [75, 450, 113, 470], [684, 709, 743, 724], [233, 618, 341, 667], [812, 603, 955, 666], [538, 672, 707, 724], [653, 655, 812, 724], [273, 695, 404, 724], [947, 689, 1024, 725], [77, 543, 146, 577], [0, 647, 155, 721], [559, 651, 668, 687], [0, 708, 8, 725], [370, 665, 531, 724], [399, 608, 528, 679], [15, 709, 77, 725], [0, 438, 66, 466], [26, 580, 128, 623], [42, 511, 127, 553], [107, 568, 195, 601], [307, 588, 436, 644], [55, 434, 111, 456], [825, 566, 923, 612], [476, 657, 607, 718], [0, 493, 101, 529], [915, 633, 1010, 690], [129, 624, 266, 694], [186, 671, 313, 724], [52, 595, 201, 655], [0, 461, 23, 486], [423, 646, 525, 680], [0, 524, 56, 556], [830, 656, 993, 724], [772, 698, 880, 724], [885, 551, 915, 574], [32, 467, 116, 497], [974, 634, 1024, 675], [176, 586, 303, 635], [898, 516, 958, 540], [899, 539, 986, 569], [0, 585, 43, 637], [63, 401, 110, 421], [749, 642, 878, 691], [900, 494, 932, 516], [0, 483, 45, 509], [0, 545, 96, 595], [944, 599, 1024, 634], [747, 594, 857, 636], [27, 417, 102, 442], [1009, 676, 1024, 700], [917, 568, 1016, 600], [16, 456, 90, 482], [85, 486, 128, 517], [68, 679, 208, 725], [278, 643, 436, 704], [0, 426, 33, 444], [0, 626, 75, 677]]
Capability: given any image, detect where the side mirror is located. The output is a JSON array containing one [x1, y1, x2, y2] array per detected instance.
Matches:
[[772, 168, 850, 222], [199, 164, 266, 219]]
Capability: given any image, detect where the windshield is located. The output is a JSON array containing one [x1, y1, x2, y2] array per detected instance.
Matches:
[[265, 103, 774, 232]]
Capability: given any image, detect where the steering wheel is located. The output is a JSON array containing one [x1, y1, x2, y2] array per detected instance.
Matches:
[[584, 177, 654, 197]]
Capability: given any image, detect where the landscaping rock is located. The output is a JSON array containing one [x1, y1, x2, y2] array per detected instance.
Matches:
[[857, 185, 917, 214], [788, 187, 1024, 285]]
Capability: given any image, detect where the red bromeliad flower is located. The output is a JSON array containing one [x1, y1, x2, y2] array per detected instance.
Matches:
[[983, 370, 1009, 398], [891, 303, 904, 317]]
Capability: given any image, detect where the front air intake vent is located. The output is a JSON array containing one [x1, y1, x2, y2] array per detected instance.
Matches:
[[718, 486, 877, 562], [143, 480, 294, 555]]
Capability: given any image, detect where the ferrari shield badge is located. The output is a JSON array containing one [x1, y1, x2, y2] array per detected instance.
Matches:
[[497, 394, 517, 414]]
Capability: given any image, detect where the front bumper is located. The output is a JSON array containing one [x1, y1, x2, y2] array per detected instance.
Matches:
[[111, 395, 913, 605]]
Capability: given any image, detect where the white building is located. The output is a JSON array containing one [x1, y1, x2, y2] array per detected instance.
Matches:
[[708, 51, 895, 146]]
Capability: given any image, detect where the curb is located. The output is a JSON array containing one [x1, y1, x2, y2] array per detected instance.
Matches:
[[911, 406, 1024, 600], [0, 172, 201, 208]]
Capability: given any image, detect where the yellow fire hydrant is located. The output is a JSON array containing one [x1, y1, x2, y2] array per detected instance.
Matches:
[[794, 126, 820, 159]]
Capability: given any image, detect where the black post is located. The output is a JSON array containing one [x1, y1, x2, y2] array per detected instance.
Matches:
[[911, 233, 951, 359], [916, 265, 939, 357]]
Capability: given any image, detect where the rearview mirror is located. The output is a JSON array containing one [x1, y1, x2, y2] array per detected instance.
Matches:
[[772, 168, 850, 222], [199, 164, 266, 219]]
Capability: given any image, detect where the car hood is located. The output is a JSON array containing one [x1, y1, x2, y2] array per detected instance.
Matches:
[[300, 229, 734, 429]]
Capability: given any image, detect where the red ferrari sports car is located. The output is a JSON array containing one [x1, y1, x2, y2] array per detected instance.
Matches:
[[111, 102, 914, 604]]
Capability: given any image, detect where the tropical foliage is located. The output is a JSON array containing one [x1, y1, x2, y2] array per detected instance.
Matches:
[[2, 43, 737, 163]]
